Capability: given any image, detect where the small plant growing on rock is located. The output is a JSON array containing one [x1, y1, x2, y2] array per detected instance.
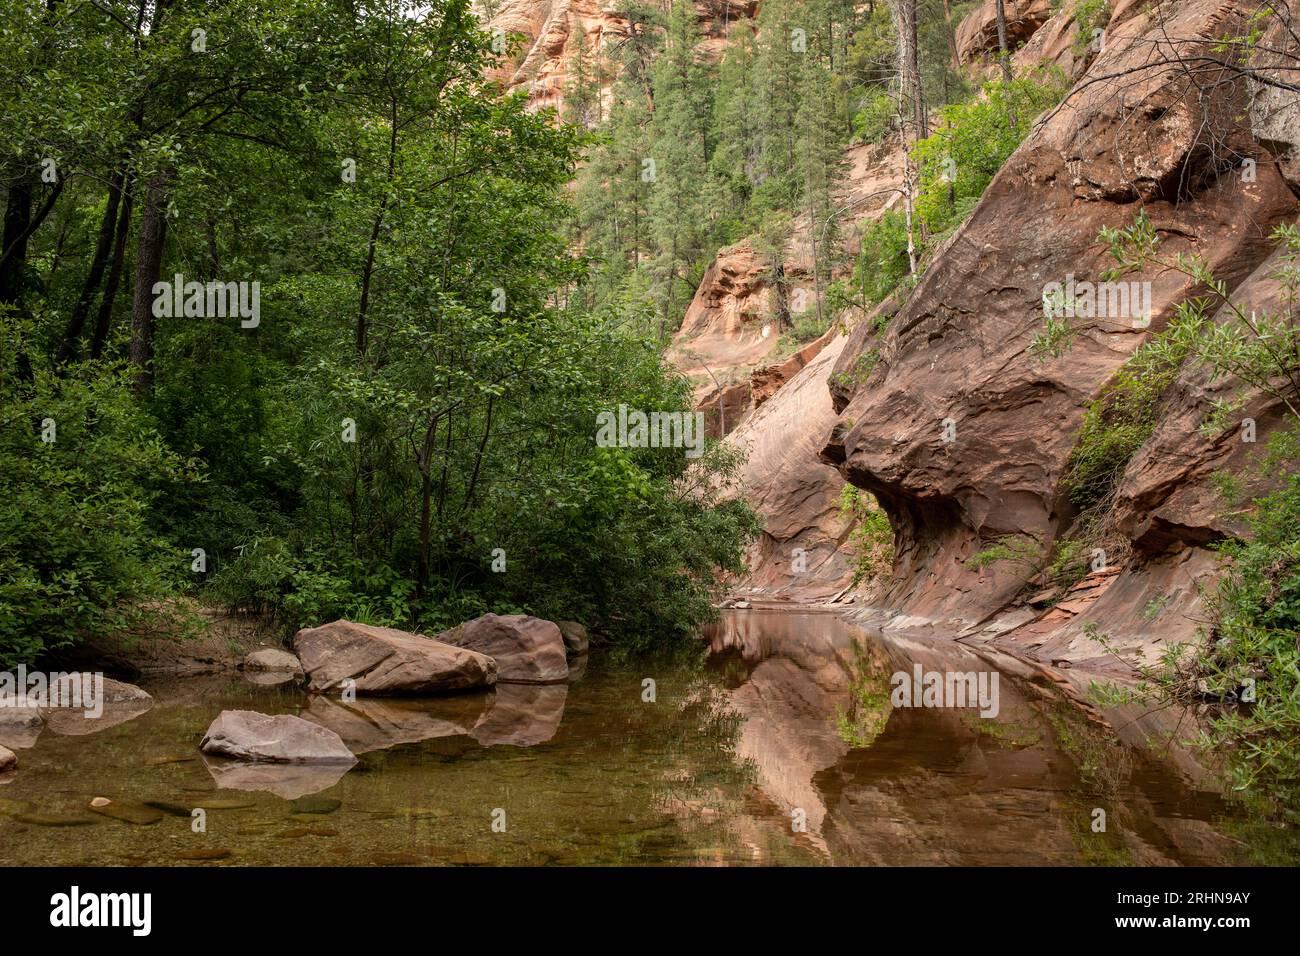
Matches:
[[838, 486, 894, 586], [1046, 538, 1091, 592], [1029, 302, 1078, 362], [1099, 214, 1300, 421], [965, 533, 1042, 574]]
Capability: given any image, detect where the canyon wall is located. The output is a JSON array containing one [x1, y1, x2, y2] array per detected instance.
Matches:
[[506, 0, 1300, 665], [668, 142, 907, 601], [824, 0, 1300, 668], [482, 0, 756, 115]]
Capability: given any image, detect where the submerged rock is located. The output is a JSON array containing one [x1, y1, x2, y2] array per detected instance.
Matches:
[[177, 847, 233, 861], [87, 799, 164, 826], [0, 744, 15, 773], [396, 806, 451, 820], [440, 613, 568, 684], [186, 795, 257, 810], [13, 811, 96, 827], [200, 710, 358, 764], [290, 796, 341, 815], [294, 620, 497, 695], [40, 676, 153, 737], [0, 708, 43, 749]]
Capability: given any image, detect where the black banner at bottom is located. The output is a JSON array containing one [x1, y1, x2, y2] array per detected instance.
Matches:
[[0, 865, 1283, 942]]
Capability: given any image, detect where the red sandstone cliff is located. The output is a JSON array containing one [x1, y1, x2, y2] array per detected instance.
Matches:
[[824, 0, 1300, 667]]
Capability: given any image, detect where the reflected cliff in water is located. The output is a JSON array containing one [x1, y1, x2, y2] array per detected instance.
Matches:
[[0, 610, 1276, 865], [703, 608, 1266, 865]]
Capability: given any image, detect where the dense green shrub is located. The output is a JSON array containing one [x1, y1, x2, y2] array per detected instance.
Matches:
[[0, 313, 197, 667], [1134, 462, 1300, 832], [777, 310, 832, 354], [0, 1, 759, 666], [852, 211, 913, 306], [1077, 218, 1300, 831], [853, 88, 898, 144], [911, 73, 1069, 236]]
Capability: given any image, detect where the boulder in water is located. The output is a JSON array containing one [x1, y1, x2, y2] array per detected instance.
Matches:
[[243, 648, 304, 675], [440, 614, 568, 684], [200, 710, 357, 765], [294, 620, 496, 695], [557, 621, 589, 656]]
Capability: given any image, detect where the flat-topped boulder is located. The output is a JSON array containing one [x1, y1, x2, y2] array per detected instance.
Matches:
[[294, 620, 496, 695], [439, 614, 568, 684], [243, 648, 304, 675], [200, 710, 357, 764]]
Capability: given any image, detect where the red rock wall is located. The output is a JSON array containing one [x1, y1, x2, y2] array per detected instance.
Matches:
[[826, 0, 1300, 664]]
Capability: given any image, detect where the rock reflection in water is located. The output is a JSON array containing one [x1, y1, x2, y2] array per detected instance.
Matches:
[[304, 694, 490, 754], [702, 609, 860, 856], [705, 608, 1253, 865], [471, 684, 568, 747], [0, 708, 44, 749], [201, 755, 355, 800], [0, 613, 1271, 865]]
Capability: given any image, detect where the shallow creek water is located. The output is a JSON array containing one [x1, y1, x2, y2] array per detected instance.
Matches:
[[0, 609, 1275, 865]]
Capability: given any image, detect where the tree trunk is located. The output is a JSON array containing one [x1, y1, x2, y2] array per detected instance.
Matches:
[[890, 0, 926, 139], [91, 176, 134, 359], [356, 96, 400, 358], [773, 262, 790, 332], [130, 170, 171, 396], [417, 468, 433, 597], [902, 151, 918, 277], [0, 175, 34, 307], [0, 171, 64, 307], [943, 0, 958, 71], [995, 0, 1013, 83], [58, 170, 125, 363]]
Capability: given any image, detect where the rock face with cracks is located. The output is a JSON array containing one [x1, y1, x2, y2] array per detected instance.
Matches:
[[721, 335, 857, 599], [956, 0, 1054, 65], [481, 0, 756, 116], [822, 0, 1300, 663], [671, 141, 907, 600]]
